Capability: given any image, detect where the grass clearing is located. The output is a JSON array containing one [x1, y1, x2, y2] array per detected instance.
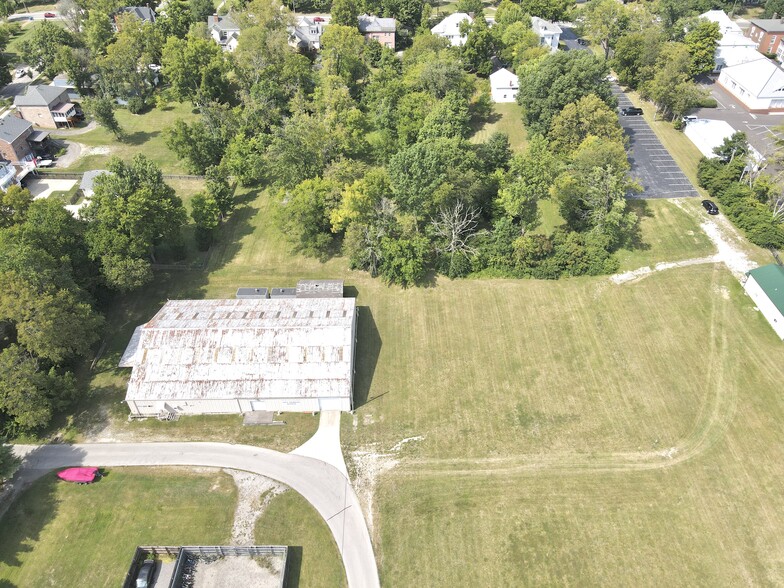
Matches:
[[53, 102, 197, 174], [255, 490, 347, 588], [0, 468, 236, 586], [470, 102, 528, 152]]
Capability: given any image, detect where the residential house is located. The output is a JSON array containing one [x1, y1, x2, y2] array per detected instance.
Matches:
[[14, 85, 78, 129], [699, 10, 760, 71], [358, 14, 395, 48], [50, 74, 81, 101], [208, 13, 241, 52], [289, 16, 328, 51], [116, 5, 156, 26], [747, 18, 784, 57], [531, 16, 561, 52], [431, 12, 473, 47], [0, 161, 19, 192], [0, 116, 41, 163], [718, 56, 784, 112], [489, 68, 519, 103]]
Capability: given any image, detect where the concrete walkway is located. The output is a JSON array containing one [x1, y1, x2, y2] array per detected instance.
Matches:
[[12, 442, 380, 588], [291, 411, 348, 477]]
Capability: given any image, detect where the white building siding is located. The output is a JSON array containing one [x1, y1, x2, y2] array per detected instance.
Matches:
[[744, 275, 784, 339]]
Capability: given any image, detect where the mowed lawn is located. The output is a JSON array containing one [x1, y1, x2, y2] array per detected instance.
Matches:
[[470, 101, 528, 152], [373, 266, 784, 585], [0, 468, 236, 586], [52, 102, 197, 174], [50, 180, 784, 586], [255, 490, 347, 588]]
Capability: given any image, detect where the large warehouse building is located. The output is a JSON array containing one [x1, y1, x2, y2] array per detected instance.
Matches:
[[119, 295, 358, 417], [744, 264, 784, 340]]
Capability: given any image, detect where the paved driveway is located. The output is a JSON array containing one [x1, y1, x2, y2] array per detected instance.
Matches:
[[12, 442, 380, 588], [694, 79, 783, 157], [613, 86, 698, 199]]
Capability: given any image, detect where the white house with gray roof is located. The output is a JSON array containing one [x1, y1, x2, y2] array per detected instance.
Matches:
[[208, 13, 241, 51], [531, 16, 561, 52], [431, 12, 473, 46], [289, 16, 328, 51]]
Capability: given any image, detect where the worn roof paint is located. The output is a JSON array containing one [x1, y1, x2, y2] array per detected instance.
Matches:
[[120, 298, 356, 402]]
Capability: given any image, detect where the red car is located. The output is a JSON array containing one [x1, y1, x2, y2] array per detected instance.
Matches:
[[313, 16, 324, 22], [44, 12, 56, 17]]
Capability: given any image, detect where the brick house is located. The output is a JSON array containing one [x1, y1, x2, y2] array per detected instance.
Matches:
[[747, 18, 784, 57], [358, 14, 395, 48], [14, 85, 78, 129], [0, 116, 36, 163]]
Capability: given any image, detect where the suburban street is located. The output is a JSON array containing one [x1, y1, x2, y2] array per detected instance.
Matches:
[[12, 441, 380, 588]]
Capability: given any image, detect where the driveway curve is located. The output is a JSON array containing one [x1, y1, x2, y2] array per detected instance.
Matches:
[[13, 442, 380, 588]]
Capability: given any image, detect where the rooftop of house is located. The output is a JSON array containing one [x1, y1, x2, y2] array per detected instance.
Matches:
[[358, 13, 395, 33], [749, 18, 784, 32], [431, 12, 472, 35], [208, 13, 240, 32], [14, 85, 69, 108], [0, 116, 32, 144], [119, 6, 156, 22], [531, 16, 562, 36]]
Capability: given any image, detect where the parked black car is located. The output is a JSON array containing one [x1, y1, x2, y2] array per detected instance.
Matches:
[[701, 200, 719, 215], [577, 38, 589, 45], [620, 107, 644, 116], [136, 559, 155, 588]]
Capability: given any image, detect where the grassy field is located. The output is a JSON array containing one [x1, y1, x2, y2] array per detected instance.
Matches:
[[470, 102, 528, 152], [0, 468, 236, 586], [37, 169, 784, 586], [53, 102, 197, 174], [255, 490, 347, 588]]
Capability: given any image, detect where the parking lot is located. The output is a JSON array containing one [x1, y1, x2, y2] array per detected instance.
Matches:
[[694, 79, 784, 157], [613, 86, 698, 199]]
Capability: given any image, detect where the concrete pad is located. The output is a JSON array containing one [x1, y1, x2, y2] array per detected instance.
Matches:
[[26, 178, 77, 200]]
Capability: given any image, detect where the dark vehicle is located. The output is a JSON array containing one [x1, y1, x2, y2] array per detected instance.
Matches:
[[702, 200, 719, 215], [44, 12, 56, 17], [577, 38, 588, 45], [136, 559, 155, 588], [620, 107, 643, 116]]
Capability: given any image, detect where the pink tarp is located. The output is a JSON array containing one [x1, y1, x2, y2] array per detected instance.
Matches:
[[57, 467, 99, 483]]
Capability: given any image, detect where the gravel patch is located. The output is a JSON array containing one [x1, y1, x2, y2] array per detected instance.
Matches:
[[223, 469, 285, 545], [193, 554, 284, 588]]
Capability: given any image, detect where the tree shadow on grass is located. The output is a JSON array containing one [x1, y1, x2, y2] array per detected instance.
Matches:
[[624, 199, 653, 252], [121, 130, 160, 146], [203, 189, 261, 274], [353, 306, 382, 409], [0, 445, 89, 569]]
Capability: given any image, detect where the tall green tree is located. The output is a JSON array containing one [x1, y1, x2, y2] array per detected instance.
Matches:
[[612, 29, 665, 89], [162, 35, 229, 103], [190, 192, 221, 250], [321, 24, 368, 88], [684, 19, 721, 77], [83, 9, 114, 55], [19, 21, 76, 78], [462, 17, 495, 75], [0, 186, 33, 228], [549, 93, 624, 154], [519, 0, 571, 21], [516, 51, 614, 135], [0, 443, 20, 483], [583, 0, 628, 60], [85, 97, 123, 139], [83, 155, 187, 290], [764, 0, 784, 18], [276, 177, 342, 258], [331, 0, 359, 27]]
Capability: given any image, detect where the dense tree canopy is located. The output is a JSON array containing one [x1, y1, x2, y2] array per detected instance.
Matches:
[[516, 51, 614, 135]]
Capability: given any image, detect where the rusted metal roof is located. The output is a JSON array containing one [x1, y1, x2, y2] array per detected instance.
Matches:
[[120, 298, 356, 402]]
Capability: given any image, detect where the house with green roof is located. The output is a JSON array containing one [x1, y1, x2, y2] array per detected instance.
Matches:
[[744, 264, 784, 340]]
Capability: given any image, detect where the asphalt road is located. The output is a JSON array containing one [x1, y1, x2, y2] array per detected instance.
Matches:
[[613, 86, 698, 199], [694, 78, 784, 157], [12, 442, 380, 588]]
